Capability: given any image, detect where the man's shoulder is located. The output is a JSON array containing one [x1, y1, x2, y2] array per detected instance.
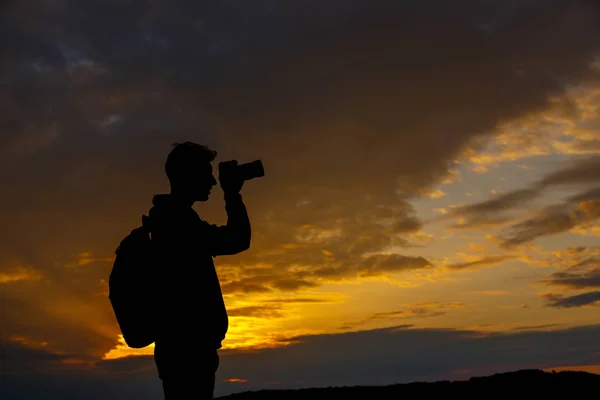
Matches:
[[149, 204, 202, 232], [170, 209, 212, 233]]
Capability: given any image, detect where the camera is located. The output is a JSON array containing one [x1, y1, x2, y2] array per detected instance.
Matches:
[[237, 160, 264, 181], [219, 160, 264, 182]]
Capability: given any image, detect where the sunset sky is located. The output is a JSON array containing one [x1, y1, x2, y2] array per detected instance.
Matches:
[[2, 1, 600, 399]]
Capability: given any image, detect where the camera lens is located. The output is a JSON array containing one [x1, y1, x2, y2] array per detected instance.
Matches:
[[238, 160, 264, 181]]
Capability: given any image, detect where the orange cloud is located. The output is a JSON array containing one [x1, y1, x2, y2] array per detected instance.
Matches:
[[0, 265, 43, 283]]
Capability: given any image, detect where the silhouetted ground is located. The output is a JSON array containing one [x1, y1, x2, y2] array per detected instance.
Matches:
[[217, 369, 599, 399]]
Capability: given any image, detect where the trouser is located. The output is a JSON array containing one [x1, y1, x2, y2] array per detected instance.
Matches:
[[162, 374, 216, 400], [155, 348, 220, 400]]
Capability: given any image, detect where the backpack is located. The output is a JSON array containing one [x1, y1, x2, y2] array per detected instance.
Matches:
[[108, 215, 159, 349]]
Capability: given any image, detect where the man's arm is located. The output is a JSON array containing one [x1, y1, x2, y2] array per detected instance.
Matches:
[[202, 192, 251, 257]]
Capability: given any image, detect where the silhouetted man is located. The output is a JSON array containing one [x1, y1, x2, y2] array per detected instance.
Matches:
[[148, 142, 251, 399]]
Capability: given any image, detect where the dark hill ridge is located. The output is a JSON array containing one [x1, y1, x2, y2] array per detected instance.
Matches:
[[217, 369, 600, 399]]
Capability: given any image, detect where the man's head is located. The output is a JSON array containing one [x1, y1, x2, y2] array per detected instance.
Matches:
[[165, 142, 218, 202]]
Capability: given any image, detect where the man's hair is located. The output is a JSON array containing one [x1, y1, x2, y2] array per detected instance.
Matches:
[[165, 142, 217, 182]]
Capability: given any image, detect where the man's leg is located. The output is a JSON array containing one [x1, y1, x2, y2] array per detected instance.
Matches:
[[160, 350, 219, 400], [162, 374, 215, 400]]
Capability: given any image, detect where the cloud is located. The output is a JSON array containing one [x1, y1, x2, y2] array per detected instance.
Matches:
[[263, 298, 336, 304], [543, 268, 600, 289], [4, 344, 161, 400], [498, 205, 580, 248], [544, 291, 600, 308], [539, 155, 600, 187], [227, 305, 284, 319], [0, 284, 119, 361], [441, 159, 600, 246], [219, 224, 434, 294], [551, 138, 600, 155], [498, 196, 600, 249], [458, 83, 600, 173], [533, 246, 600, 307], [5, 324, 600, 399], [219, 323, 600, 392], [451, 189, 541, 217], [463, 290, 510, 296], [511, 323, 561, 331], [226, 296, 338, 319], [3, 341, 74, 370], [438, 156, 600, 236], [0, 265, 43, 283], [358, 254, 432, 277], [341, 302, 466, 329], [2, 0, 600, 367], [446, 255, 516, 271], [220, 252, 432, 295], [443, 189, 541, 230]]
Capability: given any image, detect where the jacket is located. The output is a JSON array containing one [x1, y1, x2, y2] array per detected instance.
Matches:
[[147, 191, 250, 374]]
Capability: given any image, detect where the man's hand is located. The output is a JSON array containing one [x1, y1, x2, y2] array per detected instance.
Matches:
[[219, 160, 244, 195]]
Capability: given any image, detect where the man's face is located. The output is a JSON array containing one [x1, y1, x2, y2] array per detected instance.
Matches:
[[187, 160, 218, 202]]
